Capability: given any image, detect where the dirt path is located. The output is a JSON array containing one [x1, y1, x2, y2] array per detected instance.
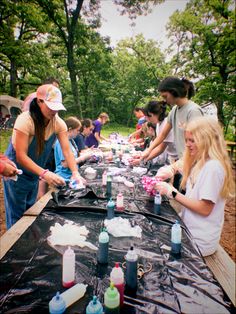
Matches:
[[0, 177, 235, 262]]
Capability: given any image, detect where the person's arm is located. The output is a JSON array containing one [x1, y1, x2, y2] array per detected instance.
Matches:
[[155, 181, 214, 216], [128, 128, 142, 142], [15, 130, 65, 186], [57, 131, 86, 183], [142, 122, 172, 160], [145, 142, 167, 161]]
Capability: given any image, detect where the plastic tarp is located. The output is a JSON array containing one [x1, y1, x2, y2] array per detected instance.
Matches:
[[0, 163, 234, 313]]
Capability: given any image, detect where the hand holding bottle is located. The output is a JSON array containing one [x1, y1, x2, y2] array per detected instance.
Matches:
[[155, 181, 177, 198]]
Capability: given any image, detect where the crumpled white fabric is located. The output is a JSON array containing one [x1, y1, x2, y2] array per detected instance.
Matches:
[[104, 217, 142, 238], [132, 167, 147, 176], [47, 221, 97, 250]]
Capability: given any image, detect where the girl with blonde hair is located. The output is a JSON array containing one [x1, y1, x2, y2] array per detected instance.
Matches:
[[155, 116, 234, 256]]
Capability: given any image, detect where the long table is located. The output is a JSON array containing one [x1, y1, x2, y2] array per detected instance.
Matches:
[[0, 163, 235, 313]]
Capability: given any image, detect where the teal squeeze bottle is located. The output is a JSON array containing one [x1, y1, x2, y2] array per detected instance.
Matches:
[[86, 295, 103, 314], [107, 198, 115, 219], [104, 282, 120, 314], [49, 292, 66, 314], [97, 228, 109, 264], [125, 246, 138, 292], [171, 220, 182, 255]]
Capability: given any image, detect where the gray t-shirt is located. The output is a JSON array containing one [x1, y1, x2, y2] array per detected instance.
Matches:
[[167, 101, 203, 158]]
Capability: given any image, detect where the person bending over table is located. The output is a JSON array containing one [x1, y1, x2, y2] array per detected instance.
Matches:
[[142, 77, 203, 162], [85, 112, 110, 148], [54, 117, 92, 181], [3, 84, 85, 229], [74, 118, 94, 152], [155, 117, 235, 257]]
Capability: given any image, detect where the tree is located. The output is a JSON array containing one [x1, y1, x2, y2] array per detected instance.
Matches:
[[166, 0, 235, 126]]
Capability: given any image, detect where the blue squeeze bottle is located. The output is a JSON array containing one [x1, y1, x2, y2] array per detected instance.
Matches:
[[97, 228, 109, 264], [107, 198, 115, 220], [86, 295, 103, 314], [154, 191, 162, 215], [125, 246, 138, 292], [171, 220, 182, 255], [49, 292, 66, 314]]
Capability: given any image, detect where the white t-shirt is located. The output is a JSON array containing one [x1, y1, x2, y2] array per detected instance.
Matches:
[[181, 159, 225, 256], [153, 118, 177, 165]]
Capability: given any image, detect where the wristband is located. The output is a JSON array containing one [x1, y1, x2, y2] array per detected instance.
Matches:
[[39, 169, 49, 180]]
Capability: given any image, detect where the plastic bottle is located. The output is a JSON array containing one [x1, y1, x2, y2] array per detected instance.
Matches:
[[110, 262, 125, 307], [107, 198, 115, 220], [62, 246, 75, 288], [97, 228, 109, 264], [154, 191, 162, 215], [102, 170, 107, 186], [86, 295, 103, 314], [125, 246, 138, 292], [60, 282, 87, 308], [171, 220, 182, 255], [116, 193, 124, 211], [106, 174, 112, 199], [104, 282, 120, 314], [49, 292, 66, 314]]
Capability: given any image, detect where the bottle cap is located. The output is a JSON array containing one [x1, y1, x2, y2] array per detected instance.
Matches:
[[49, 292, 66, 314], [110, 262, 124, 283], [86, 295, 103, 314], [107, 198, 115, 208], [105, 282, 119, 300], [126, 246, 138, 262], [99, 229, 109, 243]]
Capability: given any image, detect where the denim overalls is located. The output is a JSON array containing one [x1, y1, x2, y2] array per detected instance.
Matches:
[[3, 134, 56, 229]]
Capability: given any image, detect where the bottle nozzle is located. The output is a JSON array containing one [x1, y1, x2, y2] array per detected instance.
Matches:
[[115, 262, 119, 268], [92, 295, 97, 304]]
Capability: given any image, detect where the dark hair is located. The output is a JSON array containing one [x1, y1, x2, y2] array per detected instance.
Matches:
[[134, 107, 145, 113], [144, 100, 167, 122], [29, 98, 46, 156], [42, 77, 60, 86], [80, 118, 93, 132], [147, 122, 156, 131], [158, 77, 195, 99]]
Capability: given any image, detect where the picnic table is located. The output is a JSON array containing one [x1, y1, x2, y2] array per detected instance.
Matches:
[[0, 156, 235, 313]]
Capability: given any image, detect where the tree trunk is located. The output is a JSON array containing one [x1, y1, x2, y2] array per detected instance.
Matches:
[[216, 99, 225, 127], [10, 59, 17, 97]]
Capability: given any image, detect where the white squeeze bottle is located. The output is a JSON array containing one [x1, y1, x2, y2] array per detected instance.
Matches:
[[171, 220, 182, 256], [62, 246, 75, 288], [110, 262, 125, 307]]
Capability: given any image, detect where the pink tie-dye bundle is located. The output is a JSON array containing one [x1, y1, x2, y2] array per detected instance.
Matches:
[[141, 176, 161, 196]]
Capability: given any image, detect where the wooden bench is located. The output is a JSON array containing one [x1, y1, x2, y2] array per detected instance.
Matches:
[[204, 245, 235, 306]]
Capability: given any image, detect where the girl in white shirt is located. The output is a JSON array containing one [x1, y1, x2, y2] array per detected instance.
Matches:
[[155, 117, 235, 256]]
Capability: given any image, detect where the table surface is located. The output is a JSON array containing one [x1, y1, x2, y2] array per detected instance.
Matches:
[[0, 162, 234, 313]]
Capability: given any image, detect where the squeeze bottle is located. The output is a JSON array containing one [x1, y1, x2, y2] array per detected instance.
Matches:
[[125, 246, 138, 292], [97, 228, 109, 264], [102, 170, 107, 186], [60, 283, 87, 308], [116, 193, 124, 211], [106, 174, 112, 199], [171, 220, 182, 255], [104, 283, 120, 314], [86, 295, 103, 314], [154, 191, 162, 215], [49, 292, 66, 314], [62, 246, 75, 288], [107, 198, 115, 219], [110, 262, 125, 307]]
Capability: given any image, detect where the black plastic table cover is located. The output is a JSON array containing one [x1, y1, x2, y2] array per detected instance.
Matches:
[[0, 163, 234, 314]]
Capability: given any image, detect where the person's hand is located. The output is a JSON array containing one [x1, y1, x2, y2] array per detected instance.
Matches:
[[155, 181, 177, 198], [155, 165, 175, 180], [0, 161, 18, 177], [71, 171, 87, 186], [43, 171, 66, 187], [140, 149, 149, 162]]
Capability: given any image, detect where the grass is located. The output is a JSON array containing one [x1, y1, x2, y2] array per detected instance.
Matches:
[[0, 125, 135, 154], [0, 130, 11, 153]]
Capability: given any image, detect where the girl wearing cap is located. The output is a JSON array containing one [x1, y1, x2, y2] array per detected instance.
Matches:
[[155, 117, 235, 256], [142, 77, 203, 162], [3, 84, 85, 229]]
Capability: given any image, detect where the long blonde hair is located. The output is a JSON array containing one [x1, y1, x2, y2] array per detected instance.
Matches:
[[180, 117, 235, 198]]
